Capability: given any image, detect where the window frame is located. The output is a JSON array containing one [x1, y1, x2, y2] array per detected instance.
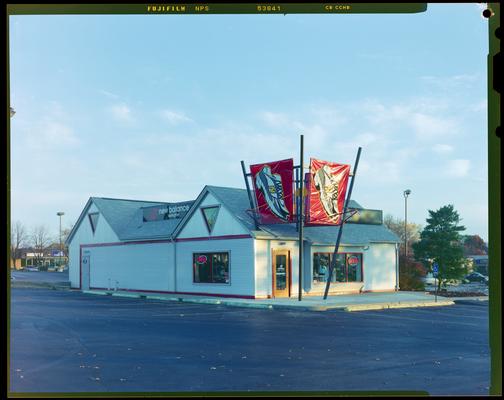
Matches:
[[192, 251, 231, 285], [88, 212, 99, 234], [312, 251, 363, 283]]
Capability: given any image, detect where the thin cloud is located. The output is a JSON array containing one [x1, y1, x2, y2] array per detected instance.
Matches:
[[99, 89, 120, 99], [41, 121, 80, 147], [446, 159, 471, 178], [110, 103, 133, 122], [159, 109, 193, 125], [432, 144, 454, 154]]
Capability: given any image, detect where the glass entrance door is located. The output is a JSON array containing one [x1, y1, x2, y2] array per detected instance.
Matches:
[[273, 250, 290, 297]]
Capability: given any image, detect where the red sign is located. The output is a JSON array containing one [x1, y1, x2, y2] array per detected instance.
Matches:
[[307, 158, 350, 225], [196, 255, 208, 264], [250, 158, 294, 224], [347, 255, 359, 266]]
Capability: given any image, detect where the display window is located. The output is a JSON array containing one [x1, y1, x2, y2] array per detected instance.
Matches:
[[313, 252, 363, 283], [193, 252, 230, 284]]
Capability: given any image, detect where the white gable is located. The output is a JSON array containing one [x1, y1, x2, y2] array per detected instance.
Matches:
[[68, 200, 121, 288], [69, 202, 119, 245], [177, 192, 249, 239]]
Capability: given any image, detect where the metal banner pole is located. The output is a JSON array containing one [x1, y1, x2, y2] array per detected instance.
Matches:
[[323, 147, 362, 300], [298, 135, 304, 301], [241, 160, 259, 230]]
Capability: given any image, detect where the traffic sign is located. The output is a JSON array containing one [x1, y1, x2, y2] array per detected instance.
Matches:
[[432, 262, 439, 276]]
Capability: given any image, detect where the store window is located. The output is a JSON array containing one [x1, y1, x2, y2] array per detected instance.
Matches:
[[193, 252, 230, 284], [313, 252, 363, 283]]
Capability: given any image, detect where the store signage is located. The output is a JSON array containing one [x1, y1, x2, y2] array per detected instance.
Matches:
[[346, 209, 383, 225], [250, 158, 294, 224], [307, 158, 350, 225], [347, 255, 359, 266], [196, 255, 208, 264], [143, 203, 191, 222]]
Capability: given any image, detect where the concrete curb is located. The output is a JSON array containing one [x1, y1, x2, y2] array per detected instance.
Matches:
[[77, 289, 460, 313], [345, 300, 455, 312], [11, 281, 71, 291]]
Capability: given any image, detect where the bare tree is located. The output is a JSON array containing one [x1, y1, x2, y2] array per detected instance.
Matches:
[[31, 225, 54, 268], [384, 214, 422, 256], [10, 221, 28, 268]]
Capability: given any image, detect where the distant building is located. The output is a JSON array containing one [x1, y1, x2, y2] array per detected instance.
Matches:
[[466, 255, 488, 275], [10, 246, 68, 270]]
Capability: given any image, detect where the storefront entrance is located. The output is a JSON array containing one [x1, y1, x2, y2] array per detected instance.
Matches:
[[272, 249, 290, 298]]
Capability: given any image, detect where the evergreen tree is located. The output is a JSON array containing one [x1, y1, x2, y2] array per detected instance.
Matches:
[[413, 205, 468, 290]]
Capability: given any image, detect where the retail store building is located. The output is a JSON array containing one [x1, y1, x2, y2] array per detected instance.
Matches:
[[66, 185, 400, 298]]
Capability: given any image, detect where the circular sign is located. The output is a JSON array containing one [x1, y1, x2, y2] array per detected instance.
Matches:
[[347, 255, 359, 266], [196, 255, 208, 265]]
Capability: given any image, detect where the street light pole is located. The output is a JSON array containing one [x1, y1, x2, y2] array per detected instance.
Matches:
[[403, 190, 411, 257], [57, 212, 64, 269]]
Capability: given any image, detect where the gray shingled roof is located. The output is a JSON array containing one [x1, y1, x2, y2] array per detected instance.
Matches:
[[205, 186, 397, 245], [257, 223, 399, 245], [92, 197, 194, 241], [206, 186, 258, 231], [69, 187, 398, 245]]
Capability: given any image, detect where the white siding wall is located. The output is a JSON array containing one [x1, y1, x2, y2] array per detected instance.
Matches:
[[175, 238, 255, 296], [68, 203, 119, 288], [254, 239, 271, 298], [177, 193, 249, 239], [85, 242, 174, 292], [361, 242, 397, 291]]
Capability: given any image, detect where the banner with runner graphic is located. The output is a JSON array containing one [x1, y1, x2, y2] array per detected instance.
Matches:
[[250, 158, 294, 224], [307, 158, 350, 225]]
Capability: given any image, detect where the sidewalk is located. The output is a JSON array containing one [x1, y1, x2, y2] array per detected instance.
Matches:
[[81, 289, 466, 312]]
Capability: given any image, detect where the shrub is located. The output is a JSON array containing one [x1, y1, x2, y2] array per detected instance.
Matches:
[[399, 255, 427, 291]]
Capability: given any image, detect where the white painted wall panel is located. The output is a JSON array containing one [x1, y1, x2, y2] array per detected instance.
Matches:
[[361, 242, 397, 291], [87, 242, 174, 291], [254, 239, 271, 298], [177, 193, 249, 239], [176, 238, 254, 296], [68, 202, 120, 288]]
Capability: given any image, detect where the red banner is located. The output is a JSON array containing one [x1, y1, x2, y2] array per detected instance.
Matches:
[[307, 158, 350, 225], [250, 158, 294, 224]]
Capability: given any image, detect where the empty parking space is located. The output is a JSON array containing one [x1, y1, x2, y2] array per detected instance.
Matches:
[[9, 288, 490, 395]]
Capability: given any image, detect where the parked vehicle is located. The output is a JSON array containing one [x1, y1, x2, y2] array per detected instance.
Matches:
[[463, 272, 488, 284], [25, 266, 39, 272]]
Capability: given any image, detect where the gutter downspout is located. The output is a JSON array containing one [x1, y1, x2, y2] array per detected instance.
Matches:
[[395, 242, 400, 291]]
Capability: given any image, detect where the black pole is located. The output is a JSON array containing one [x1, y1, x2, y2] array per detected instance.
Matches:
[[298, 135, 304, 301], [323, 147, 362, 300], [295, 165, 300, 233], [241, 161, 259, 230]]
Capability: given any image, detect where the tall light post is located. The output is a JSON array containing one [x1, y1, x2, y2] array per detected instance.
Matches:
[[57, 212, 65, 269], [403, 190, 411, 257]]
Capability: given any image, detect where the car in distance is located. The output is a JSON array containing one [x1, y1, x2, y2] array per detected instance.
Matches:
[[25, 266, 39, 272], [463, 272, 489, 284]]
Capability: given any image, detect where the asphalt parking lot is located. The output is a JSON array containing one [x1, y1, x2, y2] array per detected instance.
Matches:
[[9, 287, 489, 395], [11, 270, 69, 284]]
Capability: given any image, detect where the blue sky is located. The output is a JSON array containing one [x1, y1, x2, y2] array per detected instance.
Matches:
[[9, 3, 489, 242]]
